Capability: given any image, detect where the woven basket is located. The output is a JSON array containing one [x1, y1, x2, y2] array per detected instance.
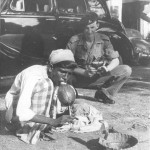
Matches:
[[99, 132, 138, 150]]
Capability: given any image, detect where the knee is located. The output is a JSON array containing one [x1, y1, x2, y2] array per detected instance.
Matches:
[[111, 65, 132, 77], [121, 65, 132, 77]]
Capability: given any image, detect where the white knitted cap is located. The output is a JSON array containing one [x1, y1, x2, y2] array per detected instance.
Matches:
[[49, 49, 75, 64]]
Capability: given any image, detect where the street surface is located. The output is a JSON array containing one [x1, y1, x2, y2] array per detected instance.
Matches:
[[0, 64, 150, 150]]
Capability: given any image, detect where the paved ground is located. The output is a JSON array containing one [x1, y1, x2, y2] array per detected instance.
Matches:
[[0, 65, 150, 150]]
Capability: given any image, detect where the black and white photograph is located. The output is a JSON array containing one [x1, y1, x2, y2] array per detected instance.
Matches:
[[0, 0, 150, 149]]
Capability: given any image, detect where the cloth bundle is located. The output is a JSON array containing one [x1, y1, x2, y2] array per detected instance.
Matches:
[[53, 103, 108, 133]]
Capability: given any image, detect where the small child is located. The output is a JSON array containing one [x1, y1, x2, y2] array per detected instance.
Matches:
[[87, 0, 105, 17]]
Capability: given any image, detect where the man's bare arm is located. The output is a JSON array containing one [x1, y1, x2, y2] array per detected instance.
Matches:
[[106, 58, 119, 72], [30, 114, 75, 127]]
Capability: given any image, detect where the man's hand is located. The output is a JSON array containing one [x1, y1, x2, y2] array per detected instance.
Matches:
[[91, 61, 104, 68], [85, 65, 97, 77], [54, 115, 76, 127], [96, 66, 108, 76]]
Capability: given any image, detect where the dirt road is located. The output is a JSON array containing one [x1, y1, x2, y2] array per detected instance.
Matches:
[[0, 65, 150, 150]]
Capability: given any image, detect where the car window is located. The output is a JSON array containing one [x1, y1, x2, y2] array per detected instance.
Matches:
[[10, 0, 52, 12], [86, 0, 106, 18], [56, 0, 86, 14]]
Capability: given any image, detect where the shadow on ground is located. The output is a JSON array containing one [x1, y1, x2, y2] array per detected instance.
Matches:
[[120, 79, 150, 96], [69, 137, 106, 150], [120, 65, 150, 94], [0, 110, 10, 135], [78, 95, 97, 102]]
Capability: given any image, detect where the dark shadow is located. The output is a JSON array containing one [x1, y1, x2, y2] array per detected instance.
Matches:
[[78, 95, 97, 102], [19, 26, 47, 70], [69, 137, 87, 146], [0, 110, 55, 141], [0, 109, 56, 142], [120, 80, 150, 96], [0, 110, 14, 135], [127, 136, 138, 149], [122, 1, 150, 29], [69, 137, 107, 150], [0, 127, 15, 136], [69, 131, 138, 150], [130, 68, 150, 83], [87, 139, 107, 150], [0, 110, 5, 130], [21, 26, 44, 58], [140, 93, 150, 96], [40, 131, 55, 141], [77, 79, 150, 100], [117, 65, 150, 96], [119, 65, 150, 95], [0, 109, 17, 136], [139, 58, 150, 67]]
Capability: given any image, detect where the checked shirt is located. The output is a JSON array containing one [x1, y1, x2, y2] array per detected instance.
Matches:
[[5, 65, 54, 122]]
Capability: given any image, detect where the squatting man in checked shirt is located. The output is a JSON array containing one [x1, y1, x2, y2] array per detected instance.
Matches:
[[5, 49, 78, 144], [66, 12, 132, 104]]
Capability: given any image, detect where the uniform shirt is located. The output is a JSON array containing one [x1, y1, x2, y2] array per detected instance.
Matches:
[[66, 32, 119, 68], [5, 65, 54, 122]]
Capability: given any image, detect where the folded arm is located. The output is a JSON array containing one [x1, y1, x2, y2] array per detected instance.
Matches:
[[73, 57, 119, 78], [105, 58, 119, 72]]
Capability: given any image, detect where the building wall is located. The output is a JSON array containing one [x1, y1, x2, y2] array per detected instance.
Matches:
[[140, 14, 150, 38], [107, 0, 122, 21], [122, 1, 150, 38]]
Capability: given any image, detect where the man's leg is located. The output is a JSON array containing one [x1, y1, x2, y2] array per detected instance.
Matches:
[[69, 65, 132, 104], [94, 65, 132, 104], [99, 65, 132, 96]]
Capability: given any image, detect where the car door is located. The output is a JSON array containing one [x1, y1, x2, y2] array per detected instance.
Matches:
[[0, 0, 57, 76], [53, 0, 87, 48], [0, 0, 58, 89]]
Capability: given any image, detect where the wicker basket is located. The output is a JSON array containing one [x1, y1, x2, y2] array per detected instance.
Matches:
[[99, 132, 138, 150]]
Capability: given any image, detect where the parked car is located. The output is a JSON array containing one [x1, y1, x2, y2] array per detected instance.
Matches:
[[0, 0, 134, 90], [125, 28, 150, 64], [146, 32, 150, 43]]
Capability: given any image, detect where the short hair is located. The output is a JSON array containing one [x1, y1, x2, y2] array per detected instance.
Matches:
[[79, 12, 99, 29]]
